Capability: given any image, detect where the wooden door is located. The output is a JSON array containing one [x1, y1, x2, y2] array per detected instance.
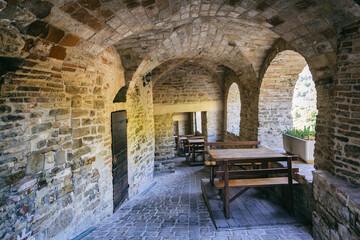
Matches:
[[111, 111, 128, 212]]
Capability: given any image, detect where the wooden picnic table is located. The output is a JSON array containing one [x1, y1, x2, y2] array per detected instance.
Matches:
[[187, 138, 205, 165], [207, 148, 298, 218], [207, 148, 286, 183]]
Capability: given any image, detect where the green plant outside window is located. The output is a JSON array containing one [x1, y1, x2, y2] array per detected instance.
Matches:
[[278, 126, 315, 140]]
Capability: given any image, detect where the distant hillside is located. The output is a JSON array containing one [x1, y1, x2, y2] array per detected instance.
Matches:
[[292, 65, 317, 130]]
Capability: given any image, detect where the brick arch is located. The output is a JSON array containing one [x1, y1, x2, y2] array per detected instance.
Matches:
[[258, 39, 297, 84], [225, 82, 241, 136], [258, 50, 308, 148]]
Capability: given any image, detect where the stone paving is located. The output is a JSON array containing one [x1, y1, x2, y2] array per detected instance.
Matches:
[[82, 158, 313, 240]]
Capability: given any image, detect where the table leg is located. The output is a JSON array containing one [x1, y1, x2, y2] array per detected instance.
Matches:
[[210, 166, 214, 183], [192, 144, 195, 163]]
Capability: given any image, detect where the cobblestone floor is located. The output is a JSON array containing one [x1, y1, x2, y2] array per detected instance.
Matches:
[[83, 158, 313, 240]]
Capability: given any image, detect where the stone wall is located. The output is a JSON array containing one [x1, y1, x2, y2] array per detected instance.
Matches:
[[0, 22, 155, 239], [153, 64, 222, 105], [201, 112, 208, 141], [313, 170, 360, 240], [226, 83, 241, 136], [332, 21, 360, 184], [206, 111, 223, 142], [0, 46, 117, 239], [258, 50, 307, 148], [312, 21, 360, 240], [154, 113, 175, 173], [173, 113, 190, 136], [120, 80, 155, 197]]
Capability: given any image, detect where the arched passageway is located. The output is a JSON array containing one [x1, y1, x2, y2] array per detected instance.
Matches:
[[0, 1, 360, 239], [152, 62, 223, 172]]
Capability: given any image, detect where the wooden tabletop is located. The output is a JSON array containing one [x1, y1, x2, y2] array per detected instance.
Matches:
[[188, 139, 204, 144], [208, 148, 284, 160]]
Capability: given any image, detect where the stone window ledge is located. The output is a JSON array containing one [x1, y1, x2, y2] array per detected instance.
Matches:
[[313, 170, 360, 210]]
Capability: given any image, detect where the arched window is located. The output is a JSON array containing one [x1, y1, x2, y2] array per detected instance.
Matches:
[[226, 83, 241, 135], [259, 50, 316, 150], [292, 65, 317, 130]]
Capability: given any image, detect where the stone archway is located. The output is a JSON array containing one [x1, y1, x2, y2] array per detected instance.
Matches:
[[1, 1, 360, 239], [152, 61, 223, 172], [258, 50, 307, 149]]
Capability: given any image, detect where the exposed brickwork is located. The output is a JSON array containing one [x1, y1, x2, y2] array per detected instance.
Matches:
[[1, 1, 360, 240], [0, 28, 153, 239], [153, 63, 222, 105], [313, 170, 360, 240], [154, 113, 175, 173], [0, 47, 117, 239], [333, 21, 360, 184]]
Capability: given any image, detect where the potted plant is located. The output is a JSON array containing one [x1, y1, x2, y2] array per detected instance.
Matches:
[[279, 126, 315, 164]]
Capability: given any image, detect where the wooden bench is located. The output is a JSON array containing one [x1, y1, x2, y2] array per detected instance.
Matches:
[[204, 141, 260, 182], [214, 155, 299, 219]]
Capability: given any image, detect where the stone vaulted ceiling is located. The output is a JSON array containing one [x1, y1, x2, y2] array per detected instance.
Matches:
[[2, 0, 360, 84]]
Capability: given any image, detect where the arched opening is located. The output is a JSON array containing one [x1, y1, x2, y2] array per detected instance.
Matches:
[[258, 50, 309, 150], [226, 83, 241, 136], [152, 62, 223, 172], [292, 65, 317, 131]]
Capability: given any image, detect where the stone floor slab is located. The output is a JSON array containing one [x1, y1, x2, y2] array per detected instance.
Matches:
[[83, 158, 313, 240]]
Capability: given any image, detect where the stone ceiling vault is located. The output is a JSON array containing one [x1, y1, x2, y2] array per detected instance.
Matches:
[[124, 21, 263, 88], [2, 0, 360, 86], [151, 59, 225, 92]]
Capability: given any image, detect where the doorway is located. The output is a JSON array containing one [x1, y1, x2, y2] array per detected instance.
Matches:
[[111, 110, 128, 212]]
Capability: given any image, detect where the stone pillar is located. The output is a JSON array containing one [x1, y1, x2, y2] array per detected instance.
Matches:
[[154, 113, 175, 173], [312, 21, 360, 240]]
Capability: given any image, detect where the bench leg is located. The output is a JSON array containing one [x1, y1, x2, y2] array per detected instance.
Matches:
[[210, 166, 215, 185]]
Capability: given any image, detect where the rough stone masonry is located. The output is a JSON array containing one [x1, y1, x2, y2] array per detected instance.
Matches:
[[0, 0, 360, 239]]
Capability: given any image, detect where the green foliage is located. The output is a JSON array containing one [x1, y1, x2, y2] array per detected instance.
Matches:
[[295, 112, 301, 119], [305, 110, 317, 129], [278, 126, 315, 140]]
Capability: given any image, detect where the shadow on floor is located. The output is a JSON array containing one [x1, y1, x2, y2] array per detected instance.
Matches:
[[201, 179, 310, 229]]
